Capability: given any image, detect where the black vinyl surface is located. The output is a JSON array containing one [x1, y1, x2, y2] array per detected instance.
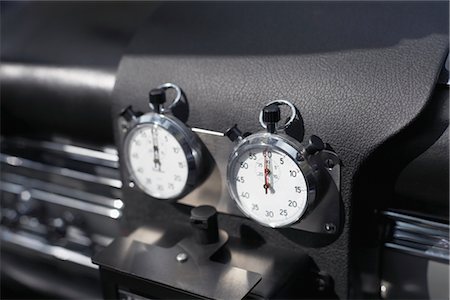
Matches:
[[0, 2, 448, 299], [112, 2, 448, 298]]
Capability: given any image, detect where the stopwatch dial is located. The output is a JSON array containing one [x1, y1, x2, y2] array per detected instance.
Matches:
[[127, 124, 188, 199], [230, 147, 308, 227]]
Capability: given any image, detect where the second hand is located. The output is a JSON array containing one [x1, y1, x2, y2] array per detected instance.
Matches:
[[263, 150, 270, 194], [152, 126, 161, 171]]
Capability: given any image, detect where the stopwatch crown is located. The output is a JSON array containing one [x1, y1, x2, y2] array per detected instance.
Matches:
[[263, 104, 280, 133], [263, 104, 281, 123], [149, 88, 166, 104], [149, 88, 166, 113]]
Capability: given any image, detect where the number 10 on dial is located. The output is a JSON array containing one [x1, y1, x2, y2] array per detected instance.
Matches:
[[226, 101, 319, 228], [228, 143, 312, 228], [121, 84, 205, 200]]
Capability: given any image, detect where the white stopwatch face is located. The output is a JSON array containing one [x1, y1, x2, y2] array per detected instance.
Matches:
[[227, 133, 315, 228], [124, 114, 201, 200]]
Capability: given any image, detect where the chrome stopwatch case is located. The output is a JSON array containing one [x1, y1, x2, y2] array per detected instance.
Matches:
[[226, 100, 325, 228], [119, 83, 204, 200]]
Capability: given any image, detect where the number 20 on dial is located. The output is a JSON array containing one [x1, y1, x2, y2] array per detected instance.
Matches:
[[121, 84, 205, 200], [226, 101, 318, 228], [227, 142, 313, 228]]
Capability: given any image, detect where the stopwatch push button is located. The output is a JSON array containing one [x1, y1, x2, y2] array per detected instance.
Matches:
[[225, 124, 243, 142], [304, 135, 325, 155], [120, 105, 137, 122]]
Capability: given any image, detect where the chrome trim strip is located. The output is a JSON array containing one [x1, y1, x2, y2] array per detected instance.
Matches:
[[0, 182, 122, 219], [32, 189, 121, 219], [383, 211, 449, 261], [0, 181, 22, 194], [49, 143, 118, 163], [0, 137, 120, 270], [0, 227, 97, 269], [2, 137, 119, 168], [383, 211, 449, 230], [0, 63, 115, 92], [385, 242, 449, 261], [395, 220, 448, 237], [0, 154, 122, 189], [2, 172, 123, 209], [393, 231, 448, 250]]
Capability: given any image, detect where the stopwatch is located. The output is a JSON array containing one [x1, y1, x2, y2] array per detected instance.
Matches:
[[226, 100, 324, 228], [120, 83, 204, 200]]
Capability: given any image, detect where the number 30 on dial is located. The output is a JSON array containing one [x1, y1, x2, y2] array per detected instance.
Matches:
[[121, 84, 204, 200], [226, 101, 318, 228], [227, 133, 315, 228]]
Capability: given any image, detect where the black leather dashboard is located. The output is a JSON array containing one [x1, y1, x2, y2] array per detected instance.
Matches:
[[111, 2, 448, 298], [1, 2, 448, 299]]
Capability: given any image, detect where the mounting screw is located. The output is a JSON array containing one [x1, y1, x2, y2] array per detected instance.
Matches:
[[316, 277, 327, 292], [128, 181, 135, 188], [325, 223, 336, 233], [296, 153, 304, 161], [380, 280, 390, 299], [325, 159, 335, 169], [315, 271, 333, 293], [20, 190, 31, 201], [176, 252, 188, 263]]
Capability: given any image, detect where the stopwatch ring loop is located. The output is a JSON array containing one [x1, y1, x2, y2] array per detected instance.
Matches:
[[259, 100, 297, 130], [149, 83, 182, 112]]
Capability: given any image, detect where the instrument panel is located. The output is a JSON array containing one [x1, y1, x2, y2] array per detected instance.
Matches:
[[1, 2, 448, 299], [118, 84, 342, 239]]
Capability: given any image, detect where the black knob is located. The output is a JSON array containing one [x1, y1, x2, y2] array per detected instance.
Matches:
[[149, 88, 166, 113], [225, 124, 243, 142], [263, 104, 281, 133], [190, 205, 219, 244], [304, 135, 325, 155]]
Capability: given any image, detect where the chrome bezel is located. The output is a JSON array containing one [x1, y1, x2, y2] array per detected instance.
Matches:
[[123, 112, 202, 200], [227, 132, 316, 228]]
